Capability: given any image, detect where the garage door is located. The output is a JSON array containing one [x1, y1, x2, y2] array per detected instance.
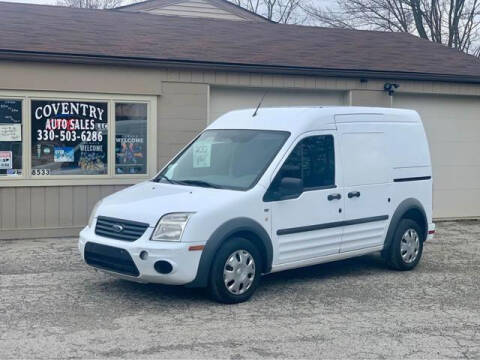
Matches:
[[394, 94, 480, 219], [209, 86, 346, 122]]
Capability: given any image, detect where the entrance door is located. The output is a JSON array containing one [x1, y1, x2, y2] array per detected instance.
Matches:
[[267, 133, 345, 265]]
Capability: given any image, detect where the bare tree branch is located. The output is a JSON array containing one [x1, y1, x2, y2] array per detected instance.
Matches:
[[56, 0, 127, 9], [305, 0, 480, 56], [229, 0, 307, 23]]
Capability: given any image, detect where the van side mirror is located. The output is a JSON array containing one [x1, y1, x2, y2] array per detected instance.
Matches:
[[264, 177, 303, 202], [279, 177, 303, 199]]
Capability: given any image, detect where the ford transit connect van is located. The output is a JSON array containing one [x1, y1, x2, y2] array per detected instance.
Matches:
[[79, 107, 435, 303]]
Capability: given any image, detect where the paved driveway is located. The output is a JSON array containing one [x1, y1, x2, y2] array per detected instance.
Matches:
[[1, 221, 479, 359]]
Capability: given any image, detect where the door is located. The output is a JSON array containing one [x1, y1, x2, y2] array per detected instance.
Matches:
[[338, 128, 391, 252], [394, 93, 480, 218], [267, 133, 345, 265]]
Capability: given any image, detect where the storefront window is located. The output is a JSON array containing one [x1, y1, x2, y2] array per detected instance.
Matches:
[[0, 99, 22, 176], [0, 92, 153, 184], [31, 100, 108, 176], [115, 103, 147, 175]]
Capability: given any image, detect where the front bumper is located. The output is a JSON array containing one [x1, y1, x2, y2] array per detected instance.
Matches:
[[78, 223, 204, 285]]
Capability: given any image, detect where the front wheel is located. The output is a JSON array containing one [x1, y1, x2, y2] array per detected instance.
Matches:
[[208, 237, 262, 304], [385, 218, 424, 271]]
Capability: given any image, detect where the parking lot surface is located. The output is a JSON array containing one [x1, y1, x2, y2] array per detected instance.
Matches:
[[1, 221, 479, 359]]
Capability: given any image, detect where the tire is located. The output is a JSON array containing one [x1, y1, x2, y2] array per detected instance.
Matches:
[[208, 237, 262, 304], [385, 218, 424, 271]]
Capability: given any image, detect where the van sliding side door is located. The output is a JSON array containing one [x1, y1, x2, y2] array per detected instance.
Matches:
[[338, 122, 392, 253]]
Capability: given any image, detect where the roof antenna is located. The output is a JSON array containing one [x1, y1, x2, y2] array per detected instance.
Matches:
[[252, 90, 268, 117]]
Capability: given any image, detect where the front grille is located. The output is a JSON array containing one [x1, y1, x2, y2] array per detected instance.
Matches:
[[95, 216, 149, 241], [84, 242, 139, 277]]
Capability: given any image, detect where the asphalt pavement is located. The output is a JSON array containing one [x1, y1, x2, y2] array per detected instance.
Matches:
[[1, 221, 479, 359]]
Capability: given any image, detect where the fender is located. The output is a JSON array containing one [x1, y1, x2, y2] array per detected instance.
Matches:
[[186, 217, 273, 288], [384, 198, 427, 251]]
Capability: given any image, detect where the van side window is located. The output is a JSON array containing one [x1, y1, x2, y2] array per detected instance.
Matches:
[[275, 135, 335, 190]]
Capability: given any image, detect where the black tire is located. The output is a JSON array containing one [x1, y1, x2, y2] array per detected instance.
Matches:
[[385, 218, 424, 271], [208, 237, 262, 304]]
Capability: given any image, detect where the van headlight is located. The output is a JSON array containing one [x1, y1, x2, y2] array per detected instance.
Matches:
[[151, 213, 194, 242], [88, 200, 103, 228]]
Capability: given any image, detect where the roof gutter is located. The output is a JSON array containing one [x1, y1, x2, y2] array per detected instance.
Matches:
[[1, 49, 480, 84]]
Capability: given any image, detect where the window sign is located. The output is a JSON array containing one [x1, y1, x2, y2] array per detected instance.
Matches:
[[115, 103, 147, 175], [0, 100, 21, 123], [0, 124, 21, 142], [192, 141, 212, 168], [31, 100, 108, 176], [0, 99, 22, 176], [0, 151, 13, 169]]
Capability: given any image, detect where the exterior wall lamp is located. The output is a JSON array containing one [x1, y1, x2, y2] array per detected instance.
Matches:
[[384, 82, 400, 96]]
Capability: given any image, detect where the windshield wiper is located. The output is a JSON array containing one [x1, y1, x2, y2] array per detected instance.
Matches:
[[154, 176, 221, 189], [176, 179, 221, 189], [154, 174, 176, 184]]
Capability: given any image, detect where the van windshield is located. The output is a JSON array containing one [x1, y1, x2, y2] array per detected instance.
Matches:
[[154, 129, 290, 190]]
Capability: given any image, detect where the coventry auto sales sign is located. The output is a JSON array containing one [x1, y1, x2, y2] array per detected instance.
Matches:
[[31, 100, 108, 176]]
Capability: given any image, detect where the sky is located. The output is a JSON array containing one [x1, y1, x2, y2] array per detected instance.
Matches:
[[0, 0, 334, 19], [0, 0, 55, 3], [0, 0, 333, 6]]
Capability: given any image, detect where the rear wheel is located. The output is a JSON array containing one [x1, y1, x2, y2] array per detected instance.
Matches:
[[208, 237, 262, 304], [385, 219, 424, 271]]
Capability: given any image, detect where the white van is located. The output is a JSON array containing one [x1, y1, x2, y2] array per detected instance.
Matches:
[[79, 107, 435, 303]]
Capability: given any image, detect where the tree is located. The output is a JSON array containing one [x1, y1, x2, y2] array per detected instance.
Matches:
[[305, 0, 480, 55], [229, 0, 308, 23], [56, 0, 126, 9]]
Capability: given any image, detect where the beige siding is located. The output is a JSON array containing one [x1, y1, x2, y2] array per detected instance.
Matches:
[[0, 185, 126, 240], [157, 82, 209, 168], [143, 0, 248, 21], [0, 61, 163, 95], [3, 61, 480, 98], [45, 187, 60, 228], [393, 93, 480, 219], [1, 187, 15, 229], [349, 90, 392, 107], [210, 86, 347, 122]]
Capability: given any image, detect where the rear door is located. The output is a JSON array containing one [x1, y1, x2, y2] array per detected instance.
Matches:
[[337, 117, 392, 252]]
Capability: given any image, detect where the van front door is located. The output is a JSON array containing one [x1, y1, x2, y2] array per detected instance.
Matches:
[[338, 127, 392, 252], [265, 133, 345, 266]]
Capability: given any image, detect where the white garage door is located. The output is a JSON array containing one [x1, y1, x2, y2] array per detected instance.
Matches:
[[209, 86, 346, 122], [394, 94, 480, 219]]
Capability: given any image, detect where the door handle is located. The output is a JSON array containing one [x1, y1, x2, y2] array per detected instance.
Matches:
[[328, 193, 342, 201], [348, 191, 361, 198]]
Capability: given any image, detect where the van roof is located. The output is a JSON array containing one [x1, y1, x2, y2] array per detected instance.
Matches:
[[209, 106, 421, 134]]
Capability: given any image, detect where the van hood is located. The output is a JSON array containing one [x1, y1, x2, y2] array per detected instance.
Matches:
[[95, 181, 244, 226]]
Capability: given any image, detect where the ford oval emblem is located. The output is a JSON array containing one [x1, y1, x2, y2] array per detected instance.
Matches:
[[112, 224, 124, 233]]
